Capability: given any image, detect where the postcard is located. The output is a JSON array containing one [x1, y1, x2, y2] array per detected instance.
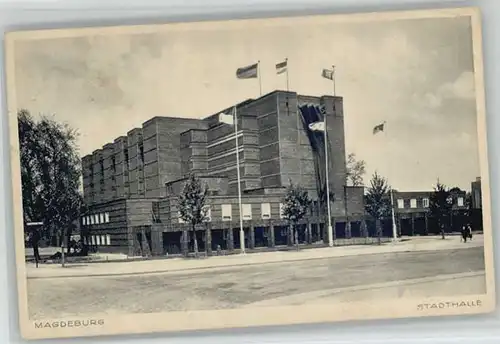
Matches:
[[4, 6, 495, 340]]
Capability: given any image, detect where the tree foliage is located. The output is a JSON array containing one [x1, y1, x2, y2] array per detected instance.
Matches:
[[364, 172, 392, 220], [429, 180, 453, 239], [18, 109, 84, 247], [346, 153, 366, 186], [364, 172, 392, 243], [178, 174, 208, 256], [282, 182, 312, 249]]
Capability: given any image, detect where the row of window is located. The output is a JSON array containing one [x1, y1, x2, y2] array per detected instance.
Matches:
[[396, 197, 464, 209], [83, 234, 111, 246], [82, 213, 110, 226], [178, 203, 285, 223]]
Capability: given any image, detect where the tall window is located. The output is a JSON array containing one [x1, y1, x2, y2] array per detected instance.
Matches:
[[397, 199, 404, 209], [124, 148, 129, 170], [222, 204, 232, 221], [457, 197, 464, 207], [261, 203, 271, 219], [138, 142, 145, 165], [242, 204, 252, 220], [422, 198, 430, 208], [410, 199, 417, 208]]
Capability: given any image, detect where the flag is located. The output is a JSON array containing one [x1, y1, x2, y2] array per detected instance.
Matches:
[[236, 63, 258, 79], [276, 60, 287, 74], [308, 121, 325, 132], [218, 111, 234, 125], [322, 68, 335, 80], [373, 122, 385, 134]]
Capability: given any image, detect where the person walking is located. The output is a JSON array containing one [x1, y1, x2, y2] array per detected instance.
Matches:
[[30, 229, 41, 268]]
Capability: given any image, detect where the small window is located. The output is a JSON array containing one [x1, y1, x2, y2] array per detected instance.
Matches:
[[90, 215, 95, 225], [106, 235, 111, 246], [203, 205, 212, 222], [99, 213, 105, 224], [222, 204, 232, 221], [422, 198, 430, 208], [82, 217, 86, 226], [410, 199, 417, 208], [397, 199, 404, 209], [96, 235, 101, 246], [104, 212, 110, 223], [101, 235, 106, 246], [95, 214, 100, 224], [91, 236, 96, 245], [261, 203, 271, 219], [242, 204, 252, 220], [457, 197, 464, 207]]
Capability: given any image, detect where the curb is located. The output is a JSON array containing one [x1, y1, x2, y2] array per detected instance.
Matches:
[[26, 245, 483, 280]]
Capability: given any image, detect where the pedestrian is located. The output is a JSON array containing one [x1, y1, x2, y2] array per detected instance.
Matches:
[[30, 229, 41, 268], [461, 225, 468, 243], [467, 223, 473, 241]]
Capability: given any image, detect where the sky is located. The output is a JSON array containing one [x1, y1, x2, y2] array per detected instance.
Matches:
[[11, 14, 480, 191]]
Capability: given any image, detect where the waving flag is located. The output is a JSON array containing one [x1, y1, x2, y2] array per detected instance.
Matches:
[[276, 59, 287, 74], [321, 68, 335, 80], [373, 122, 385, 134], [236, 63, 258, 79]]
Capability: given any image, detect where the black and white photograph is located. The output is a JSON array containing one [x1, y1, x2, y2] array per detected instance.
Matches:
[[4, 6, 495, 340]]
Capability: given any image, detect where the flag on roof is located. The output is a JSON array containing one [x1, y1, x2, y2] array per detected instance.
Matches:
[[276, 59, 287, 74], [321, 67, 335, 80], [236, 63, 258, 79]]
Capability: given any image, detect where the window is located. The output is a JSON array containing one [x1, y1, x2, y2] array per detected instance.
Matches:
[[111, 156, 116, 173], [106, 235, 111, 246], [422, 198, 430, 208], [457, 197, 464, 207], [261, 203, 271, 219], [99, 213, 105, 224], [397, 199, 404, 209], [138, 142, 145, 165], [104, 212, 110, 223], [279, 203, 286, 218], [90, 215, 95, 225], [242, 204, 252, 220], [95, 214, 99, 224], [203, 205, 212, 222], [222, 204, 232, 221], [101, 235, 106, 246], [91, 236, 96, 245], [124, 149, 129, 170], [82, 217, 86, 226], [410, 199, 417, 208], [96, 235, 101, 246]]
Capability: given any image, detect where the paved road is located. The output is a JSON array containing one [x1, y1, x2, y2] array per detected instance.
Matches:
[[27, 246, 485, 320]]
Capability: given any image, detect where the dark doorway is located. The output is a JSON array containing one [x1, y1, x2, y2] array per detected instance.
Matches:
[[162, 232, 182, 255]]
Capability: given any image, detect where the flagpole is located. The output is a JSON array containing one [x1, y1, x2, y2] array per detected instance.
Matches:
[[332, 65, 336, 96], [390, 188, 398, 242], [325, 111, 333, 247], [285, 58, 289, 92], [258, 60, 262, 96], [234, 106, 246, 254]]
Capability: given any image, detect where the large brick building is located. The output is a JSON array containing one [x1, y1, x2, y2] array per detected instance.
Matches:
[[81, 90, 368, 256]]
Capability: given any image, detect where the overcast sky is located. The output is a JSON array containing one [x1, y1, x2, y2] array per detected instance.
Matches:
[[11, 14, 480, 191]]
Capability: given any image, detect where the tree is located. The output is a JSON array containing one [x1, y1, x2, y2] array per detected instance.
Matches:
[[18, 110, 84, 257], [346, 153, 366, 186], [178, 174, 208, 257], [364, 172, 392, 244], [281, 182, 312, 250], [429, 180, 453, 239]]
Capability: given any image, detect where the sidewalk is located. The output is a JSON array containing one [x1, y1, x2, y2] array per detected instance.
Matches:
[[26, 234, 484, 279]]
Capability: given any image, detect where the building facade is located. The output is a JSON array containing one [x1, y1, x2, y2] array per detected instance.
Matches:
[[392, 190, 468, 236], [81, 90, 368, 256]]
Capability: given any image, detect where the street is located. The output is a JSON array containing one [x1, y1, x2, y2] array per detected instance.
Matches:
[[27, 244, 486, 320]]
